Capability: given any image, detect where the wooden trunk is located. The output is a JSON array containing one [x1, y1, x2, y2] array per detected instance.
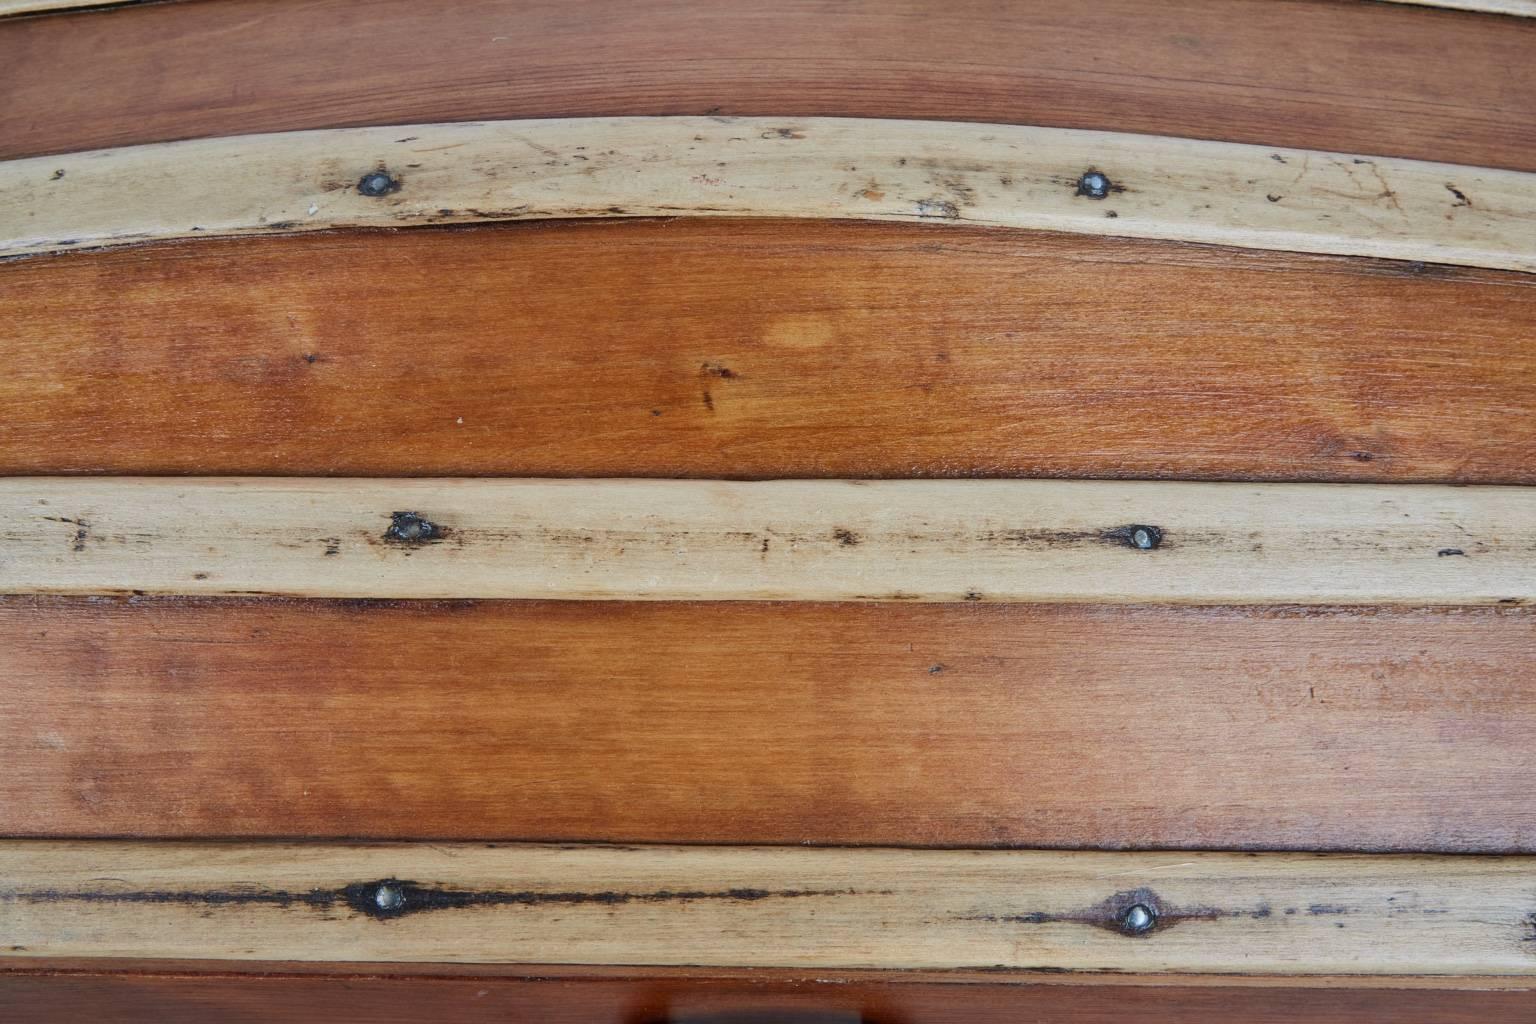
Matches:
[[2, 0, 1534, 1019]]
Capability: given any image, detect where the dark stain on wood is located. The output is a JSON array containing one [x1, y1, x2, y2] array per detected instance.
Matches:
[[340, 879, 859, 920], [42, 516, 90, 552], [969, 888, 1298, 937], [12, 880, 863, 922]]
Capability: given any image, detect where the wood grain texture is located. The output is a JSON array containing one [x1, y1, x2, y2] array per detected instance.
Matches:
[[6, 118, 1534, 270], [3, 597, 1533, 852], [4, 477, 1533, 603], [4, 221, 1534, 483], [5, 841, 1536, 972], [6, 0, 1533, 19], [2, 0, 1535, 171], [4, 965, 1536, 1024]]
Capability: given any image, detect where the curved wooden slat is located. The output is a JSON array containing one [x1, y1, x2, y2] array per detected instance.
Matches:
[[2, 477, 1532, 603], [0, 0, 161, 15], [4, 841, 1535, 973], [1385, 0, 1536, 14], [4, 221, 1534, 483], [3, 0, 1535, 172], [4, 117, 1534, 270], [4, 597, 1532, 852]]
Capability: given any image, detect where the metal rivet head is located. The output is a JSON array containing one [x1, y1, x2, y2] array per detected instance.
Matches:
[[1076, 171, 1112, 199], [374, 883, 404, 912], [1121, 903, 1156, 935], [1131, 527, 1154, 549], [357, 171, 397, 197], [385, 511, 439, 543]]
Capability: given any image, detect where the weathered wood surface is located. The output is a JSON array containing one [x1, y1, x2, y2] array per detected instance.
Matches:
[[3, 965, 1535, 1024], [2, 0, 1535, 171], [5, 118, 1534, 270], [4, 221, 1534, 483], [3, 597, 1532, 851], [4, 842, 1535, 972], [3, 478, 1532, 603]]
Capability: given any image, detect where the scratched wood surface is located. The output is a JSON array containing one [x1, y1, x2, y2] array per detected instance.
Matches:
[[5, 118, 1535, 269], [3, 597, 1532, 851], [4, 842, 1535, 972], [4, 966, 1536, 1024], [2, 0, 1535, 170], [4, 221, 1534, 483], [5, 477, 1533, 603]]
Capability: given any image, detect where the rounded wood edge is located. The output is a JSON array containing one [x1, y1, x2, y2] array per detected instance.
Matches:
[[3, 117, 1532, 271]]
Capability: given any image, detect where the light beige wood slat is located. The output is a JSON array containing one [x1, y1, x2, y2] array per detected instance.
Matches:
[[3, 842, 1535, 973], [0, 0, 144, 14], [2, 478, 1532, 603], [2, 0, 1533, 18], [3, 117, 1533, 270], [1379, 0, 1536, 15]]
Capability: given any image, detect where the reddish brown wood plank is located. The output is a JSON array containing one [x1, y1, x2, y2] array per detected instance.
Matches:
[[3, 220, 1534, 482], [2, 597, 1531, 851], [2, 964, 1534, 1023], [1, 0, 1534, 169]]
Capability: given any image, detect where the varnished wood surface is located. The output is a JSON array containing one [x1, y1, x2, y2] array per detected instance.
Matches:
[[4, 598, 1532, 851], [6, 477, 1532, 603], [6, 841, 1535, 972], [8, 118, 1536, 269], [2, 0, 1535, 170], [5, 0, 1536, 20], [4, 966, 1536, 1024], [4, 221, 1534, 483]]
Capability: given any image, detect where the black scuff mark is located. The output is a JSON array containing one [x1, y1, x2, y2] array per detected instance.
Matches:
[[14, 880, 868, 923]]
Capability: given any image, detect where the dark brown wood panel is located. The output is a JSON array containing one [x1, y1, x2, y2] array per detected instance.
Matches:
[[2, 964, 1533, 1024], [3, 597, 1532, 851], [3, 220, 1534, 482], [2, 0, 1535, 168]]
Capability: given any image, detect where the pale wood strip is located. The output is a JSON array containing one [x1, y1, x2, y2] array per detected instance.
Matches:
[[1, 478, 1532, 603], [3, 842, 1534, 973], [0, 0, 146, 14], [2, 117, 1532, 270], [1381, 0, 1536, 14]]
